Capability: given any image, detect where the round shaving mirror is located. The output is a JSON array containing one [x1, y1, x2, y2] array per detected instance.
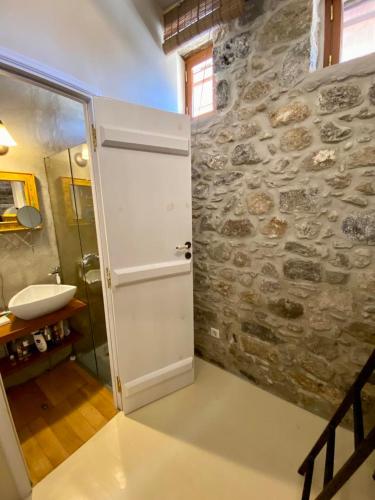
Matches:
[[16, 206, 42, 229]]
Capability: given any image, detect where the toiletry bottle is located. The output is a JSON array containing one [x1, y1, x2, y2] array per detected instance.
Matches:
[[44, 326, 54, 346], [22, 339, 32, 360], [44, 326, 52, 347], [52, 324, 61, 344], [57, 320, 65, 340], [16, 341, 24, 361], [63, 320, 71, 337], [33, 331, 48, 353]]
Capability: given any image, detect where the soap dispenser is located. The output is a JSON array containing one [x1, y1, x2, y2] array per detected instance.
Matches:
[[33, 330, 48, 352]]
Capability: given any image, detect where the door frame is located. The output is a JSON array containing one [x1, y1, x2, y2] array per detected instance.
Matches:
[[0, 46, 122, 495]]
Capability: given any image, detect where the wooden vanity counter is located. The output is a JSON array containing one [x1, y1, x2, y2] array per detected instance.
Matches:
[[0, 298, 87, 345], [0, 299, 87, 377]]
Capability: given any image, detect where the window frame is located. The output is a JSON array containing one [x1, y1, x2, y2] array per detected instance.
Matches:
[[184, 45, 215, 119], [324, 0, 343, 67], [324, 0, 375, 67]]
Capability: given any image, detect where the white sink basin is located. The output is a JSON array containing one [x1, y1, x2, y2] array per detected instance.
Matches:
[[9, 284, 77, 320]]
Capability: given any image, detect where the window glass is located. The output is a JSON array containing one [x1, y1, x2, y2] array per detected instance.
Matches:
[[341, 0, 375, 62], [191, 57, 214, 118]]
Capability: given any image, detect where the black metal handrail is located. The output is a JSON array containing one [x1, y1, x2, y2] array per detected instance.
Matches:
[[299, 349, 375, 500]]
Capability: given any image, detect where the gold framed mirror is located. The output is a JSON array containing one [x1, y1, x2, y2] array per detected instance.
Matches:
[[61, 177, 94, 225], [0, 171, 40, 232]]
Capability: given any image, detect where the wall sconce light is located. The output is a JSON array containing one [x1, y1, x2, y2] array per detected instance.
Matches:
[[0, 120, 17, 156], [74, 144, 89, 167]]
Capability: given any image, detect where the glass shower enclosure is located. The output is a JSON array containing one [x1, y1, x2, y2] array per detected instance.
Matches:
[[44, 144, 111, 387]]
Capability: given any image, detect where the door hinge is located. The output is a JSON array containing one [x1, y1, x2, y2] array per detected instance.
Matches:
[[116, 375, 122, 394], [330, 1, 334, 21], [185, 70, 188, 84], [91, 124, 97, 152], [105, 267, 112, 289]]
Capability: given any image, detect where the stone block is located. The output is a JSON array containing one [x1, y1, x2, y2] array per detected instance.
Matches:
[[325, 172, 352, 189], [342, 195, 368, 208], [260, 217, 288, 238], [356, 182, 375, 196], [193, 182, 209, 199], [194, 307, 217, 325], [241, 320, 281, 343], [214, 32, 251, 72], [326, 270, 349, 285], [217, 80, 230, 110], [201, 152, 228, 170], [269, 101, 310, 127], [318, 84, 363, 114], [259, 1, 312, 47], [342, 212, 375, 243], [268, 298, 304, 318], [243, 80, 272, 101], [285, 241, 317, 257], [231, 143, 262, 165], [369, 83, 375, 105], [213, 171, 244, 186], [320, 121, 352, 143], [280, 127, 313, 152], [208, 242, 232, 262], [220, 218, 254, 237], [246, 192, 274, 215], [283, 259, 322, 282], [280, 188, 319, 213], [347, 146, 375, 169], [343, 322, 375, 345], [233, 250, 251, 267], [261, 262, 279, 278], [279, 38, 310, 87]]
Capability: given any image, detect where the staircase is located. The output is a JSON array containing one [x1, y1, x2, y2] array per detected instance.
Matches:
[[298, 349, 375, 500]]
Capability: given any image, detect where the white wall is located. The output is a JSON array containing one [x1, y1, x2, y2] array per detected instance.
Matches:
[[0, 443, 21, 500], [0, 74, 87, 305], [0, 0, 180, 112]]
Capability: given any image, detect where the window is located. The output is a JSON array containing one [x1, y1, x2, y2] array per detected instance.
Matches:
[[324, 0, 375, 67], [185, 46, 214, 119], [162, 1, 245, 54]]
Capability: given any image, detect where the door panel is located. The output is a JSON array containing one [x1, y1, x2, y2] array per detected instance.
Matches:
[[90, 98, 194, 413]]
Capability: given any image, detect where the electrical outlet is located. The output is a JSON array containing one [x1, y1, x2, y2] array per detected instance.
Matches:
[[210, 327, 220, 339]]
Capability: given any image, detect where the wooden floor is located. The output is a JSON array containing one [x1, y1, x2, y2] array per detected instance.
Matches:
[[6, 360, 117, 485]]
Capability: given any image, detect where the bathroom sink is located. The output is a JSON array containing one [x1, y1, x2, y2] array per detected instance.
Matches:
[[9, 284, 77, 320]]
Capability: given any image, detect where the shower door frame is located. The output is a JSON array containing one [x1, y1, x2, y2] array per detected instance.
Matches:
[[0, 46, 122, 495]]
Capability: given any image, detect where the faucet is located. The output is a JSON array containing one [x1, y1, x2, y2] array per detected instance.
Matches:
[[49, 266, 61, 284]]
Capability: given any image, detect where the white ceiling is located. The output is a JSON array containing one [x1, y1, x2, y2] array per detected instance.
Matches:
[[155, 0, 176, 11]]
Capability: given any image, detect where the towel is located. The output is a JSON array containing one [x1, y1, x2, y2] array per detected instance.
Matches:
[[0, 315, 11, 326]]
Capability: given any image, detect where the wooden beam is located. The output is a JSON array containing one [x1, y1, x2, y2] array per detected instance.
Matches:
[[301, 459, 314, 500], [353, 391, 364, 448], [324, 427, 335, 486]]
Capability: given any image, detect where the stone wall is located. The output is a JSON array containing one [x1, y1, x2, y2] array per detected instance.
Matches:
[[192, 0, 375, 421]]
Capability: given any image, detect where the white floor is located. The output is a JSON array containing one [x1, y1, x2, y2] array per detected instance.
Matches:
[[31, 358, 374, 500]]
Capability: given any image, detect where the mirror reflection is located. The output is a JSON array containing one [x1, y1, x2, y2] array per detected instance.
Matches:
[[62, 177, 94, 224], [16, 205, 42, 229], [0, 179, 26, 218], [0, 172, 41, 231]]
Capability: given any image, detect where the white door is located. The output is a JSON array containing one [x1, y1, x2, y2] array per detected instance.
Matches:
[[89, 98, 194, 413]]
